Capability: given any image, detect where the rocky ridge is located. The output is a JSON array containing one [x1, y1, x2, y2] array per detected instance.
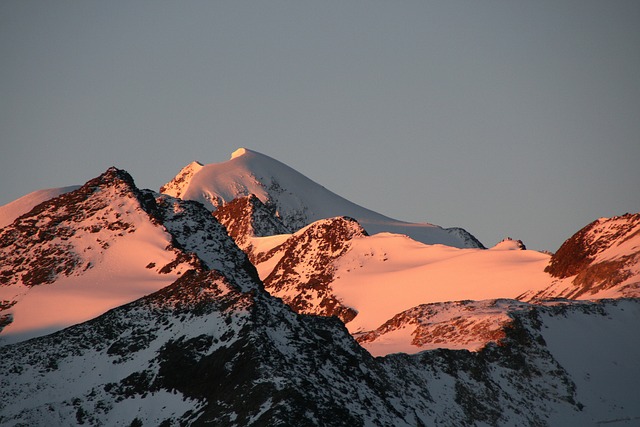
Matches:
[[0, 168, 257, 340], [356, 299, 529, 354], [256, 216, 367, 324], [520, 213, 640, 300], [212, 194, 290, 256]]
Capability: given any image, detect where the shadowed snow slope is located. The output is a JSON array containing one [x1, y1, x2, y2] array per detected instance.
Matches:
[[161, 148, 483, 248]]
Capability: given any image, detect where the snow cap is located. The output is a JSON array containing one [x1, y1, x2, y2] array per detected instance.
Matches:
[[231, 148, 250, 160]]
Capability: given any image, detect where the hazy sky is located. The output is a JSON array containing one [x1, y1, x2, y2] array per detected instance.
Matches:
[[1, 1, 639, 251]]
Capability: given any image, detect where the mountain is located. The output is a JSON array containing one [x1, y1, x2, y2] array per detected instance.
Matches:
[[1, 157, 640, 425], [2, 252, 638, 425], [248, 218, 552, 340], [228, 205, 640, 355], [161, 148, 484, 248], [0, 168, 251, 345], [257, 216, 367, 324], [519, 213, 640, 301]]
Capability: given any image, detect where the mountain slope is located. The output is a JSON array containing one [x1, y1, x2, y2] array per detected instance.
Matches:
[[258, 216, 367, 324], [249, 213, 640, 355], [520, 213, 640, 301], [4, 261, 635, 425], [0, 168, 251, 345], [212, 194, 290, 255], [161, 148, 484, 248], [356, 299, 530, 355], [0, 185, 80, 228], [250, 220, 552, 337]]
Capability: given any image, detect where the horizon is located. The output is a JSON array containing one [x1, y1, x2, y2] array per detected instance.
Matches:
[[2, 1, 639, 251]]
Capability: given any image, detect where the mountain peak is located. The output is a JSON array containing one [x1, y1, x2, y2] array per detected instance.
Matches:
[[162, 150, 483, 248], [89, 166, 136, 189], [160, 161, 204, 199], [491, 237, 526, 251], [545, 212, 640, 279]]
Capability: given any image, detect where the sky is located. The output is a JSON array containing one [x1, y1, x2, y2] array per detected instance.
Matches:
[[1, 1, 639, 251]]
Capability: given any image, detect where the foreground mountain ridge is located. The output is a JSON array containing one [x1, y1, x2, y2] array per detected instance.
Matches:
[[2, 258, 638, 425]]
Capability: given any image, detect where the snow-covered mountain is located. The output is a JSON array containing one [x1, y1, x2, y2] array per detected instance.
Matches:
[[2, 251, 638, 425], [1, 155, 640, 426], [257, 216, 367, 324], [248, 217, 550, 337], [161, 148, 484, 248], [0, 168, 252, 345], [233, 210, 640, 355]]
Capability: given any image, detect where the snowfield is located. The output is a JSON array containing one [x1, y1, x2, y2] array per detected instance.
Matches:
[[251, 230, 553, 354], [331, 234, 552, 334]]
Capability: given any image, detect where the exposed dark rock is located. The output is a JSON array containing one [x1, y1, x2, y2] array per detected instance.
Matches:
[[545, 213, 640, 279], [212, 194, 290, 259], [260, 216, 366, 323]]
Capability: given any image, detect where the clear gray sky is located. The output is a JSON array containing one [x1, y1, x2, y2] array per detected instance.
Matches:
[[1, 1, 639, 251]]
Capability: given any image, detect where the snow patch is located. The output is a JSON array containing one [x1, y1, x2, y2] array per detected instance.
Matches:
[[230, 147, 250, 159]]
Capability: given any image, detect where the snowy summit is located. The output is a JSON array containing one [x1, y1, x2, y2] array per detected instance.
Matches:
[[160, 148, 483, 248]]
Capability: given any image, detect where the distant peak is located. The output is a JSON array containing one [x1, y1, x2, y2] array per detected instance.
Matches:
[[177, 161, 204, 175], [96, 167, 135, 187], [231, 148, 252, 160], [491, 237, 526, 251]]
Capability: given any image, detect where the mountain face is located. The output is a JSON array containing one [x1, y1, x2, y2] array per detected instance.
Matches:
[[2, 157, 640, 426], [256, 216, 367, 324], [248, 217, 553, 340], [239, 210, 639, 355], [0, 168, 253, 344], [0, 168, 187, 341], [160, 148, 484, 249], [3, 253, 638, 425], [520, 213, 640, 301], [356, 299, 530, 355], [212, 194, 290, 255]]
